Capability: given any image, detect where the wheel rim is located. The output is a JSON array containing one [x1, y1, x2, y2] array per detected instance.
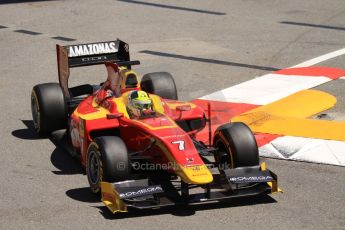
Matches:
[[88, 150, 100, 185], [31, 92, 40, 130], [215, 139, 234, 169]]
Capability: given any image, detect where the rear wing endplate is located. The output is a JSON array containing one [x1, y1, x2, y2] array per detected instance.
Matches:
[[56, 39, 134, 98]]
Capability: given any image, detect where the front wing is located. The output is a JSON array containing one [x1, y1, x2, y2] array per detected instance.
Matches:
[[101, 163, 281, 214]]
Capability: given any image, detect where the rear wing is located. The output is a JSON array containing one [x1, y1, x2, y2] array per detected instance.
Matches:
[[56, 39, 138, 99]]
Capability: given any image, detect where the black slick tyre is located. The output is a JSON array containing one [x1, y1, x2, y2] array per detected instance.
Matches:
[[31, 83, 67, 135], [140, 72, 178, 100], [213, 122, 259, 169], [86, 136, 131, 194]]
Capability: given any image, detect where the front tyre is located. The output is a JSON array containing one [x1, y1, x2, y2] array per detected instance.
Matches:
[[213, 122, 259, 169], [86, 136, 131, 194]]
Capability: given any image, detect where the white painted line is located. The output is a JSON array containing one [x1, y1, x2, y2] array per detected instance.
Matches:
[[340, 76, 345, 80], [200, 74, 331, 105], [291, 47, 345, 68]]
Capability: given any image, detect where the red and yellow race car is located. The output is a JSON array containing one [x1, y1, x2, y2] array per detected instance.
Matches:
[[31, 39, 280, 214]]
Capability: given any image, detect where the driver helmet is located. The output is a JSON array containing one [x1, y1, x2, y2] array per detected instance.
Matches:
[[128, 90, 153, 117]]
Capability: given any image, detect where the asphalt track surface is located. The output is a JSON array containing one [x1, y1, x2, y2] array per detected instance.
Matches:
[[0, 1, 345, 229]]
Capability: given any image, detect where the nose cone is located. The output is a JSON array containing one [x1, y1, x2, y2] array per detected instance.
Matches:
[[179, 164, 213, 185]]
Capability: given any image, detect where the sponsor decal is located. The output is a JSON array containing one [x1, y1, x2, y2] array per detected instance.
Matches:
[[161, 134, 187, 139], [81, 56, 107, 62], [186, 157, 194, 163], [68, 42, 118, 57], [119, 186, 163, 199], [228, 175, 273, 183], [192, 172, 209, 177], [190, 166, 201, 171]]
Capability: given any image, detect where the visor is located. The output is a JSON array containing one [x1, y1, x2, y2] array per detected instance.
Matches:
[[132, 99, 152, 110]]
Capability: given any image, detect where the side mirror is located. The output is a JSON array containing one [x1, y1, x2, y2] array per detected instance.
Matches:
[[176, 105, 191, 112], [106, 113, 124, 119]]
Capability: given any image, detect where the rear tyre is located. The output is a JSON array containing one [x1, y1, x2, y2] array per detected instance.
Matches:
[[86, 136, 131, 194], [140, 72, 178, 100], [213, 122, 259, 169], [31, 83, 67, 135]]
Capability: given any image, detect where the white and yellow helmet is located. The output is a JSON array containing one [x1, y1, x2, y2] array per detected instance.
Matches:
[[128, 90, 153, 117]]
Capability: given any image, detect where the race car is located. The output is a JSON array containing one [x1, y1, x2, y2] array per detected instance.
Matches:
[[31, 39, 280, 214]]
